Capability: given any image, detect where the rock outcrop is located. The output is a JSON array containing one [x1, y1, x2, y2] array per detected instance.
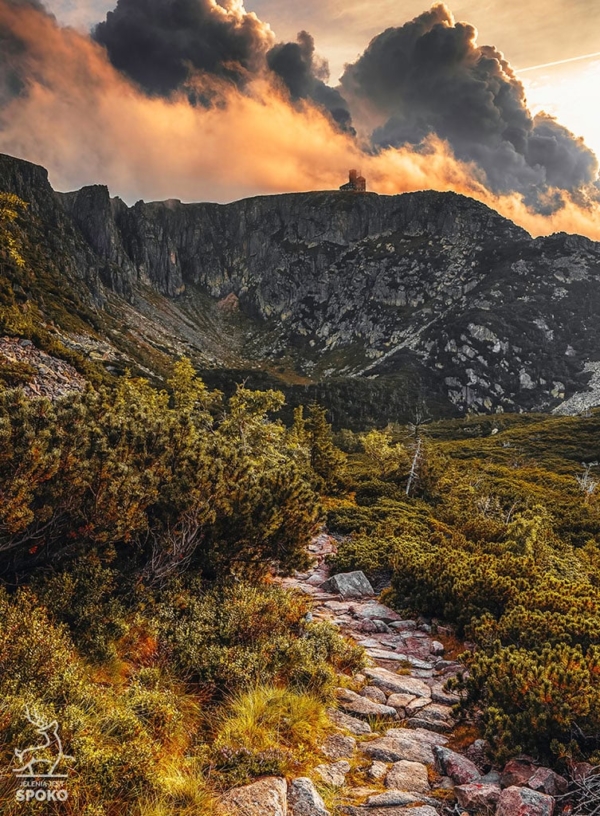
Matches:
[[3, 151, 600, 420]]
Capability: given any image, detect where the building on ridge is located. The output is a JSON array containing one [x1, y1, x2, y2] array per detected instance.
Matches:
[[339, 169, 366, 192]]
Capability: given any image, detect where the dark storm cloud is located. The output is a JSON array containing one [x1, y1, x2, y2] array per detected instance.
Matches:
[[267, 31, 354, 133], [341, 3, 599, 209], [93, 0, 274, 97]]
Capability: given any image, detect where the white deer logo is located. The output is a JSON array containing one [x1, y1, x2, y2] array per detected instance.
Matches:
[[12, 707, 74, 778]]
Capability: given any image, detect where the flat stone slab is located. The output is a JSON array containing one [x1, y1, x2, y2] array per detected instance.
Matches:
[[335, 688, 398, 720], [342, 805, 439, 816], [386, 727, 448, 747], [385, 760, 430, 793], [327, 708, 372, 736], [361, 734, 436, 765], [350, 602, 403, 622], [366, 791, 430, 807], [364, 667, 432, 698], [407, 717, 452, 734]]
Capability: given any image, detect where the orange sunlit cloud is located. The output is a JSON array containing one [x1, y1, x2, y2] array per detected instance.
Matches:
[[1, 0, 599, 242]]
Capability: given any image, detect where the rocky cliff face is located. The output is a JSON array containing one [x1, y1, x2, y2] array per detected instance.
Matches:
[[2, 151, 600, 421]]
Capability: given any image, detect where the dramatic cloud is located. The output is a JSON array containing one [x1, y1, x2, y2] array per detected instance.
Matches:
[[267, 30, 354, 132], [341, 3, 599, 210], [0, 0, 599, 241], [93, 0, 274, 96]]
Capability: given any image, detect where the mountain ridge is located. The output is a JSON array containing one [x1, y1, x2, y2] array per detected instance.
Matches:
[[1, 151, 600, 425]]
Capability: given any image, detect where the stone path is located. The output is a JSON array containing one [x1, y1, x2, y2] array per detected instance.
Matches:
[[221, 533, 566, 816]]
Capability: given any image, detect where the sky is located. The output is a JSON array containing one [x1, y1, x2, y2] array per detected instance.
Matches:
[[2, 0, 600, 239]]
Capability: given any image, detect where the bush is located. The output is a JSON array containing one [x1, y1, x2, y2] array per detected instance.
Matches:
[[158, 580, 363, 697], [212, 685, 331, 786]]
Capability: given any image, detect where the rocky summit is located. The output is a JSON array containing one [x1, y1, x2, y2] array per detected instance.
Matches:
[[2, 152, 600, 424]]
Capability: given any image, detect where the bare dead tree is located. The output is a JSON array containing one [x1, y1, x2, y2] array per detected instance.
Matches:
[[577, 463, 598, 503], [406, 437, 423, 497], [146, 509, 207, 586]]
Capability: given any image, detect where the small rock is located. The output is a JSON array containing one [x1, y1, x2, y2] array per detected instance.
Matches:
[[361, 686, 388, 705], [288, 778, 330, 816], [434, 746, 481, 784], [314, 760, 350, 787], [335, 688, 398, 720], [407, 717, 452, 734], [389, 620, 418, 631], [358, 619, 378, 633], [465, 739, 492, 772], [220, 777, 287, 816], [372, 619, 392, 633], [496, 786, 555, 816], [327, 708, 372, 736], [387, 693, 417, 714], [18, 339, 33, 347], [321, 571, 374, 598], [571, 762, 595, 782], [455, 783, 501, 810], [430, 641, 445, 655], [430, 684, 460, 706], [528, 767, 568, 796], [434, 776, 455, 791], [385, 760, 430, 793], [405, 698, 431, 716], [481, 770, 502, 786], [368, 761, 389, 781], [501, 758, 538, 789], [351, 602, 403, 622], [321, 733, 356, 761], [411, 703, 454, 725]]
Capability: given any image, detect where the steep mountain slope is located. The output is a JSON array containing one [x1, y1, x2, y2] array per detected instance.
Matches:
[[1, 151, 600, 425]]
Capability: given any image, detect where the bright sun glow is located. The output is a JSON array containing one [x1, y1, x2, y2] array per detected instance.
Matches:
[[521, 59, 600, 167]]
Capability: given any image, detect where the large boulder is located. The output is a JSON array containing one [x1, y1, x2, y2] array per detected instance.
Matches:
[[220, 777, 287, 816], [455, 782, 501, 810], [321, 571, 374, 598], [385, 759, 430, 793], [496, 786, 555, 816], [528, 768, 568, 796], [434, 746, 481, 784], [335, 688, 398, 720], [288, 777, 330, 816]]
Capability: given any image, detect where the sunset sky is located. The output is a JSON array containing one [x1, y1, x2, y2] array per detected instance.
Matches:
[[2, 0, 600, 239]]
